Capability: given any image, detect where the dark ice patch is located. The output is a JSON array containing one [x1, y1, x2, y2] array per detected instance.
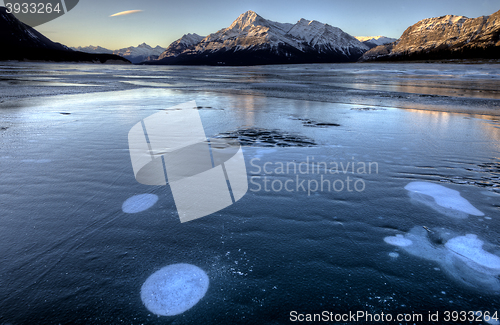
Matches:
[[290, 117, 340, 127], [214, 128, 316, 147]]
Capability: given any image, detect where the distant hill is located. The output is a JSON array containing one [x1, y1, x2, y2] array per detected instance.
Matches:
[[71, 45, 113, 55], [0, 6, 130, 63], [360, 9, 500, 62], [72, 43, 166, 63], [147, 10, 369, 66]]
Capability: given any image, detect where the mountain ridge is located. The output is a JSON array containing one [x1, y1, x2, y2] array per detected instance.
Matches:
[[355, 36, 398, 48], [0, 6, 130, 63], [360, 10, 500, 62], [72, 43, 166, 63], [148, 10, 369, 66]]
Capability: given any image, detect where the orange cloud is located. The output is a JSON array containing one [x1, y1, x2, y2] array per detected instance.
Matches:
[[110, 10, 143, 17]]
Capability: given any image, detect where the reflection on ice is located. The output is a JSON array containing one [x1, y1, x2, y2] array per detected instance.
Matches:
[[405, 181, 484, 217], [141, 263, 209, 316], [385, 227, 500, 293], [122, 194, 158, 213]]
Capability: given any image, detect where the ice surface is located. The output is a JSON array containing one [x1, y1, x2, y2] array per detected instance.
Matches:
[[405, 181, 484, 217], [121, 194, 158, 213], [1, 62, 500, 323], [141, 263, 209, 316]]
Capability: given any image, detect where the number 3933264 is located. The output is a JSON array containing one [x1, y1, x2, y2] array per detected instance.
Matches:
[[4, 0, 79, 27]]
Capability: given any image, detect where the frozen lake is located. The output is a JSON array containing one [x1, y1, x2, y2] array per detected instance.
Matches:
[[1, 62, 500, 324]]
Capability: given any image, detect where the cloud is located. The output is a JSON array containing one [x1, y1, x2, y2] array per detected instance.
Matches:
[[109, 10, 143, 17]]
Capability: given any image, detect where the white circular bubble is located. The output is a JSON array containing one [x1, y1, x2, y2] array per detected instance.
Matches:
[[141, 263, 209, 316], [388, 252, 399, 258], [122, 194, 158, 213], [384, 234, 413, 247]]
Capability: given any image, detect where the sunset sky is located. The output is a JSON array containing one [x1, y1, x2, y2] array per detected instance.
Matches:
[[1, 0, 498, 50]]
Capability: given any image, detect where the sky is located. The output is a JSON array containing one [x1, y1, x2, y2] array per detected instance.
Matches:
[[2, 0, 499, 50]]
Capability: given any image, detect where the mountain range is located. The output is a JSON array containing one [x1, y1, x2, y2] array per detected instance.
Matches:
[[354, 36, 397, 49], [0, 6, 129, 63], [360, 9, 500, 61], [72, 43, 166, 63], [148, 10, 369, 65], [3, 6, 499, 65]]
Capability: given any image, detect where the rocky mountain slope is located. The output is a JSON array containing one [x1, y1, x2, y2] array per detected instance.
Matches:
[[360, 9, 500, 61], [150, 10, 369, 65], [157, 33, 204, 60], [0, 6, 129, 63]]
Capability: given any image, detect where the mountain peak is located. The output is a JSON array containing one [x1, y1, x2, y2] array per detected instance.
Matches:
[[178, 33, 204, 45], [229, 10, 265, 30], [297, 18, 321, 26], [240, 10, 259, 19]]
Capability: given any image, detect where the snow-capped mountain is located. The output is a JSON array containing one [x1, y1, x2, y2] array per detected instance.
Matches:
[[71, 45, 113, 54], [0, 7, 129, 63], [360, 9, 500, 61], [73, 43, 166, 63], [152, 10, 369, 65], [114, 43, 166, 63], [355, 36, 397, 48]]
